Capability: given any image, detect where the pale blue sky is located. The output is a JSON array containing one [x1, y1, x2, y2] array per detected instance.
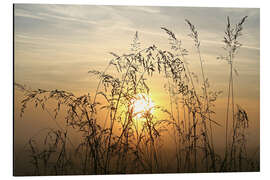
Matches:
[[14, 4, 259, 97]]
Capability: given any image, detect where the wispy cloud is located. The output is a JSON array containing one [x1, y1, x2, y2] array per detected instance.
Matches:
[[14, 4, 259, 93], [15, 8, 45, 20]]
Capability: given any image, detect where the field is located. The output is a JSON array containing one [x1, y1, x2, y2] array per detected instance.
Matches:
[[14, 5, 260, 175]]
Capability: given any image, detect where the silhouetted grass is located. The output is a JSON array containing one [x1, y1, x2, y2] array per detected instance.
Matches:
[[14, 16, 259, 175]]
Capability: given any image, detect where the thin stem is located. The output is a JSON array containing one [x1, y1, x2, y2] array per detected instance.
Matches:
[[192, 111, 197, 172], [104, 57, 135, 173], [224, 62, 232, 167], [197, 49, 213, 171]]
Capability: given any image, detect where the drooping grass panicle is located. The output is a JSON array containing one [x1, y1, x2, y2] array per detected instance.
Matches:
[[14, 15, 258, 175]]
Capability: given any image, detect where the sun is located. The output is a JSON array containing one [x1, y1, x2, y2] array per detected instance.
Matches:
[[130, 93, 155, 119]]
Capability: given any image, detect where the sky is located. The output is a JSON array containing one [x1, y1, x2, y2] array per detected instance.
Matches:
[[14, 4, 260, 174], [14, 4, 259, 92]]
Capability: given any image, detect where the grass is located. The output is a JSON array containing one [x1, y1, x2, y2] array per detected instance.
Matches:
[[14, 16, 259, 175]]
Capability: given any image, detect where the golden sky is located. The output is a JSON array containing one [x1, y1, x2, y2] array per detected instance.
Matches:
[[14, 4, 260, 157]]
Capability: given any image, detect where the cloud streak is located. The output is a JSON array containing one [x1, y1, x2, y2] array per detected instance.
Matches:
[[14, 4, 259, 94]]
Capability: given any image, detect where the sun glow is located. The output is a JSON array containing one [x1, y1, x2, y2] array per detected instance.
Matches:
[[130, 93, 155, 119]]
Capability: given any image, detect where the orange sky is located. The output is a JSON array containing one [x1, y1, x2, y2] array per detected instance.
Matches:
[[14, 4, 260, 163]]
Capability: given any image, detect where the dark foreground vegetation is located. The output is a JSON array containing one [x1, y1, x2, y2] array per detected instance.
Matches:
[[14, 16, 259, 175]]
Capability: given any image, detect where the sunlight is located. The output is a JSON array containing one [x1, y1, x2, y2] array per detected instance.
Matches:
[[130, 93, 155, 119]]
